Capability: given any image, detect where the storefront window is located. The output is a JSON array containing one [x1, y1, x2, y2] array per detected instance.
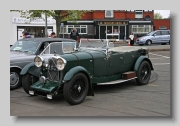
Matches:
[[81, 28, 86, 33], [107, 26, 112, 34], [17, 26, 53, 38], [132, 25, 153, 33], [113, 26, 119, 34], [61, 25, 87, 34]]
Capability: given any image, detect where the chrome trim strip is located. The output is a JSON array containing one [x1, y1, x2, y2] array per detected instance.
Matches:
[[97, 77, 137, 85]]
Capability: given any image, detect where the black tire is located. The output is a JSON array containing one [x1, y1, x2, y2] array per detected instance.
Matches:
[[136, 60, 151, 85], [146, 40, 152, 45], [22, 73, 38, 95], [161, 43, 166, 45], [63, 73, 89, 105], [139, 44, 144, 46], [10, 68, 22, 90]]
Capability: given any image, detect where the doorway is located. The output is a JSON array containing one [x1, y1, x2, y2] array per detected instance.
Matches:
[[99, 25, 126, 40]]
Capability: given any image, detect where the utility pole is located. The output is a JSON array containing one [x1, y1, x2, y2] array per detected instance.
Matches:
[[45, 13, 48, 37]]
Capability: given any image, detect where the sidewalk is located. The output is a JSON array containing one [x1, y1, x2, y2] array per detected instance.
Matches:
[[113, 41, 170, 52]]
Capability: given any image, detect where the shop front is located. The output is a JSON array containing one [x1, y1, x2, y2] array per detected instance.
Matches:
[[11, 17, 56, 45], [17, 26, 53, 39], [95, 21, 129, 40]]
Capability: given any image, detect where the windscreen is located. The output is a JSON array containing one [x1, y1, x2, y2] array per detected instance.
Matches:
[[10, 40, 40, 54]]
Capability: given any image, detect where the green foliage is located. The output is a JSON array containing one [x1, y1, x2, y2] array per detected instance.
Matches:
[[154, 13, 163, 19], [10, 10, 93, 37]]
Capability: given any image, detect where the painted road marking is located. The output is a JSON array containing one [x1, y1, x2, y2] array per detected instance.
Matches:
[[149, 53, 170, 58], [153, 63, 170, 65]]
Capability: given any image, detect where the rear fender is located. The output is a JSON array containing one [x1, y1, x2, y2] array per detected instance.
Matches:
[[134, 56, 154, 77]]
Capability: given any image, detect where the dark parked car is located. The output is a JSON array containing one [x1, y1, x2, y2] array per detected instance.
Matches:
[[10, 38, 77, 90], [20, 39, 154, 105]]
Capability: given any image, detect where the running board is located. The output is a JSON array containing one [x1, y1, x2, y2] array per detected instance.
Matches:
[[97, 77, 137, 85]]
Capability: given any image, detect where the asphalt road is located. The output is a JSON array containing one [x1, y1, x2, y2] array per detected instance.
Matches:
[[10, 51, 170, 117]]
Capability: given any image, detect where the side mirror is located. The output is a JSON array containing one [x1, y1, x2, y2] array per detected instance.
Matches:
[[153, 34, 156, 36]]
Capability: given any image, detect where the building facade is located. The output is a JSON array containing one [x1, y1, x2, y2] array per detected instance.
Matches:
[[10, 10, 170, 45], [61, 10, 170, 41], [10, 12, 57, 45]]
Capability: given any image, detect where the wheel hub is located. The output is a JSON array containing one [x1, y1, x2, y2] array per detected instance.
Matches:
[[142, 70, 148, 80], [10, 72, 19, 85], [78, 85, 81, 92]]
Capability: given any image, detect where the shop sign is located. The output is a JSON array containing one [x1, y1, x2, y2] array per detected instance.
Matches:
[[12, 17, 56, 24], [98, 21, 128, 25]]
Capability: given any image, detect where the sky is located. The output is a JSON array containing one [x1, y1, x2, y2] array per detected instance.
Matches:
[[154, 10, 170, 18]]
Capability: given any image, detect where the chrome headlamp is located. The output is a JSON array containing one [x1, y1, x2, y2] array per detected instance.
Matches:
[[56, 57, 66, 70], [34, 55, 44, 67]]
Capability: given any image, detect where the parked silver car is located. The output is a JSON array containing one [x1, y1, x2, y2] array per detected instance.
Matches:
[[10, 38, 76, 90], [136, 30, 170, 45]]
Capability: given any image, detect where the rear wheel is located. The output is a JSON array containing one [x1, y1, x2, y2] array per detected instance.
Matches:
[[10, 68, 22, 90], [63, 73, 89, 105], [22, 73, 38, 95], [136, 60, 151, 85]]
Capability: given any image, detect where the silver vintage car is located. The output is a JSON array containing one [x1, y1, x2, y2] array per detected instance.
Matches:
[[10, 38, 77, 90]]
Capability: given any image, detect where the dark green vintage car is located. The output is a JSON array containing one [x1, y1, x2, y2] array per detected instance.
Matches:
[[20, 39, 154, 105]]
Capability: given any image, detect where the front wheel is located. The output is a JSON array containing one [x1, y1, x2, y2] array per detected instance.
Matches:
[[63, 73, 89, 105], [22, 73, 38, 95], [136, 60, 151, 85], [146, 40, 152, 45]]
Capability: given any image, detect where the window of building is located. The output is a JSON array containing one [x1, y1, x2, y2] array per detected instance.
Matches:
[[60, 25, 87, 34], [105, 10, 114, 18], [159, 26, 167, 30], [132, 25, 153, 33], [135, 10, 143, 18]]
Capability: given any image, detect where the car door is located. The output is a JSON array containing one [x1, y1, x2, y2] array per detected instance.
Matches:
[[161, 30, 170, 43], [109, 52, 123, 74], [151, 31, 162, 43]]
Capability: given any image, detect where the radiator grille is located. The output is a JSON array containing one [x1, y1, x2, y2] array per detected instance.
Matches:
[[47, 58, 59, 82]]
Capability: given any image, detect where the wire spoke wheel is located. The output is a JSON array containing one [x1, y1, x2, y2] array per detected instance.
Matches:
[[71, 78, 85, 100], [63, 73, 89, 105], [136, 61, 151, 85]]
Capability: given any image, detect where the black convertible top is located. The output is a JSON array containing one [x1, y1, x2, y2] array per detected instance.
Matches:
[[18, 38, 77, 42]]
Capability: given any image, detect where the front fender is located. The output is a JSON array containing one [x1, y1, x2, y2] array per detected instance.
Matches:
[[134, 56, 154, 76], [20, 62, 40, 78], [63, 66, 90, 81], [63, 66, 94, 96]]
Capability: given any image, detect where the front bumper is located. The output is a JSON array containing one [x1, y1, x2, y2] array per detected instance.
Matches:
[[136, 39, 146, 45], [30, 80, 61, 93]]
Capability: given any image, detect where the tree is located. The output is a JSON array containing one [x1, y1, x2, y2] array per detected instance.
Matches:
[[10, 10, 91, 37], [154, 13, 163, 19]]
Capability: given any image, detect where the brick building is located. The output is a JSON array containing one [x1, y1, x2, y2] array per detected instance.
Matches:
[[60, 10, 170, 41], [10, 10, 170, 45]]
